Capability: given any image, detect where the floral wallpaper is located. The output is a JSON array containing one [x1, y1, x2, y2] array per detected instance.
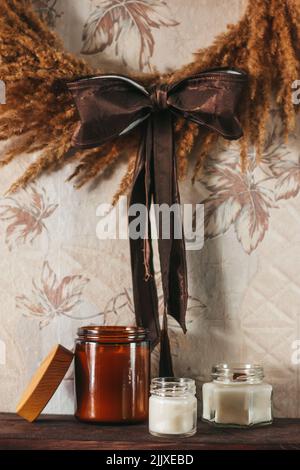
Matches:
[[81, 0, 179, 70], [1, 0, 300, 418], [200, 111, 298, 254], [16, 260, 91, 329], [0, 186, 58, 250]]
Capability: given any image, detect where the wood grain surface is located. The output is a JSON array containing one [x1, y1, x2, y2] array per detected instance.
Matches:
[[16, 345, 74, 422], [1, 413, 300, 450]]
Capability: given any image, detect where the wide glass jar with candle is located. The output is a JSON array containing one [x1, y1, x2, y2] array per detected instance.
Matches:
[[75, 326, 150, 423], [149, 378, 197, 437], [202, 363, 273, 428]]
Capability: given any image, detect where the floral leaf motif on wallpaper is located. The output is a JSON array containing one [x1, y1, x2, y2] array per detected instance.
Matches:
[[32, 0, 63, 27], [16, 261, 92, 328], [269, 154, 300, 201], [0, 185, 58, 250], [197, 110, 300, 254], [202, 163, 275, 254], [81, 0, 179, 70], [103, 287, 135, 325]]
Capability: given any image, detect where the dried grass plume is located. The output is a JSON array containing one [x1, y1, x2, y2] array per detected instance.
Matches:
[[0, 0, 299, 199]]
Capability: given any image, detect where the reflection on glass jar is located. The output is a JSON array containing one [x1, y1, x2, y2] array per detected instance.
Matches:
[[202, 363, 273, 428], [75, 326, 150, 423]]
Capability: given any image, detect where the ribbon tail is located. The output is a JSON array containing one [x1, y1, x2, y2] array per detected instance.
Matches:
[[168, 143, 188, 332], [129, 111, 188, 374], [152, 111, 188, 375], [129, 120, 160, 348], [159, 308, 174, 376]]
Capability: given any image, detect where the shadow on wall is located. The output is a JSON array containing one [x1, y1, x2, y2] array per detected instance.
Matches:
[[174, 140, 256, 401]]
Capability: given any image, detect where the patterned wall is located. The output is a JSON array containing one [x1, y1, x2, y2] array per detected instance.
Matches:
[[1, 0, 300, 417]]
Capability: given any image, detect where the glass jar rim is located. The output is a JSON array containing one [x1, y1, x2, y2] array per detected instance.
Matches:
[[77, 325, 148, 343], [151, 377, 196, 397], [212, 363, 264, 383]]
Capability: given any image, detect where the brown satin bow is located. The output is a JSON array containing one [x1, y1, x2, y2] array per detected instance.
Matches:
[[67, 68, 247, 375]]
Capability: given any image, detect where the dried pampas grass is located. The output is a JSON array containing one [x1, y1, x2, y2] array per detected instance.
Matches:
[[0, 0, 299, 199]]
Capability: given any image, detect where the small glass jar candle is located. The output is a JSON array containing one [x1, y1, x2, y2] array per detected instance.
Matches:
[[202, 363, 273, 428], [149, 378, 197, 437], [75, 326, 150, 423]]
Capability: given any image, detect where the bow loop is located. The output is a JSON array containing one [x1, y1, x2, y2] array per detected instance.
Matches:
[[67, 75, 151, 148], [168, 69, 247, 139]]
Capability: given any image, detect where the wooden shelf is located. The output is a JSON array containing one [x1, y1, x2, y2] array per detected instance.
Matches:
[[1, 413, 300, 450]]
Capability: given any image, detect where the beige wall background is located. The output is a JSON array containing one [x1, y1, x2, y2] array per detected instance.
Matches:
[[1, 0, 300, 417]]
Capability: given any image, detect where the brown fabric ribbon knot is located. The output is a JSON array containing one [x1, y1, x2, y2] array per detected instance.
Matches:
[[67, 68, 247, 376], [150, 84, 168, 110]]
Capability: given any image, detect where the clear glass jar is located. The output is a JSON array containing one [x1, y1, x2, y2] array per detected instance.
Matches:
[[75, 326, 150, 423], [202, 363, 273, 428], [149, 378, 197, 437]]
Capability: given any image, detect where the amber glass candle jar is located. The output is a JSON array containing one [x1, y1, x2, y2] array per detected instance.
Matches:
[[74, 326, 150, 423]]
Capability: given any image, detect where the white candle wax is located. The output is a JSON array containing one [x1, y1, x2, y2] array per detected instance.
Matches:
[[149, 395, 197, 435], [202, 381, 272, 426]]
